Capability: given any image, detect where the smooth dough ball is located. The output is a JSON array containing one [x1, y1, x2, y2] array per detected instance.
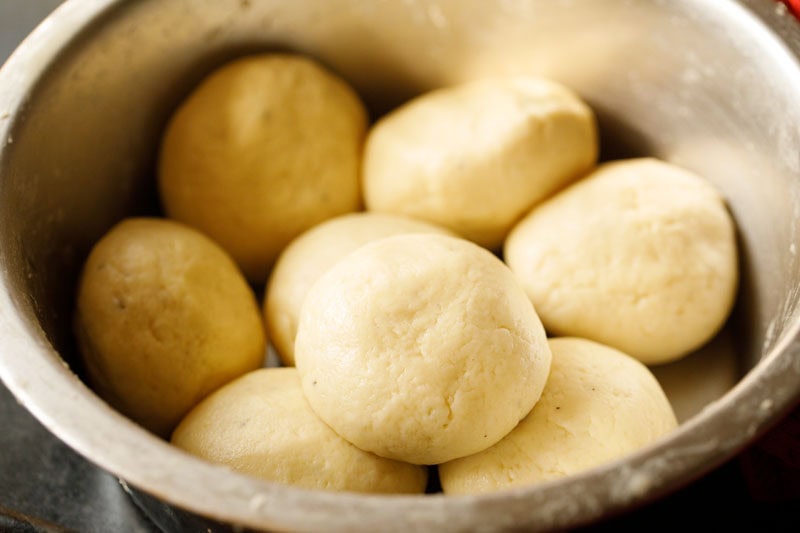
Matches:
[[171, 368, 427, 493], [265, 212, 453, 366], [504, 158, 738, 365], [363, 77, 597, 249], [295, 233, 552, 465], [159, 53, 367, 282], [439, 337, 678, 494], [74, 218, 266, 437]]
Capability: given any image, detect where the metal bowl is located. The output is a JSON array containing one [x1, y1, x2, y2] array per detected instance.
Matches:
[[1, 0, 799, 531]]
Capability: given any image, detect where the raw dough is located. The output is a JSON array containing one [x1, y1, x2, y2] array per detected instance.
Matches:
[[159, 53, 367, 282], [264, 212, 453, 365], [171, 368, 427, 493], [363, 77, 597, 249], [504, 158, 738, 365], [294, 233, 552, 465], [439, 337, 677, 494], [74, 218, 265, 437]]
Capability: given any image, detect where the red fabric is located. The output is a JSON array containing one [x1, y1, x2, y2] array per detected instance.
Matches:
[[784, 0, 800, 19]]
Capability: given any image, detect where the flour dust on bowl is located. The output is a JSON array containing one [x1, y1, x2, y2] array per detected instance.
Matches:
[[1, 0, 800, 531]]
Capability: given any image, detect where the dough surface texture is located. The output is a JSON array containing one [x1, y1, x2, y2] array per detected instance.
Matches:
[[504, 158, 738, 364], [75, 218, 265, 437], [363, 77, 597, 249], [159, 53, 367, 282], [172, 368, 428, 493], [295, 233, 552, 465], [439, 337, 677, 494], [265, 212, 453, 366]]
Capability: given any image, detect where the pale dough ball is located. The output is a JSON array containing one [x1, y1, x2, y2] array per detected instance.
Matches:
[[295, 233, 552, 465], [75, 218, 266, 437], [265, 212, 454, 366], [363, 77, 597, 249], [439, 337, 678, 494], [504, 158, 738, 365], [159, 53, 367, 282], [171, 368, 427, 493]]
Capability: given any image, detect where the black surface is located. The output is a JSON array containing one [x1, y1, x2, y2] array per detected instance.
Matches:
[[0, 384, 157, 533]]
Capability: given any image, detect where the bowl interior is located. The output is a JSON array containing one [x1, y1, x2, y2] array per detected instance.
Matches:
[[1, 0, 800, 530]]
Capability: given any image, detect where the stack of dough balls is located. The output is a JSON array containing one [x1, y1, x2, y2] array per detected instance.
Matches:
[[294, 233, 552, 465], [73, 50, 741, 496], [264, 212, 455, 366]]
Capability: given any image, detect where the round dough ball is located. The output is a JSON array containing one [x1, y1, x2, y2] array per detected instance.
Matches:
[[295, 233, 552, 465], [171, 368, 427, 493], [504, 158, 738, 365], [363, 77, 597, 249], [159, 53, 367, 283], [439, 337, 678, 494], [265, 212, 454, 366], [75, 218, 266, 437]]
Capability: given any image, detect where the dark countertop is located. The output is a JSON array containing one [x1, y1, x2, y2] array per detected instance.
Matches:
[[1, 3, 799, 532], [0, 383, 155, 533]]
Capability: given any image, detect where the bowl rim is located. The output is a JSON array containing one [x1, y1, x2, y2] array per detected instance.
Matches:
[[1, 0, 800, 531]]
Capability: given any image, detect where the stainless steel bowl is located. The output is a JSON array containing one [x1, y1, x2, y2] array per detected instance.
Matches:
[[1, 0, 800, 531]]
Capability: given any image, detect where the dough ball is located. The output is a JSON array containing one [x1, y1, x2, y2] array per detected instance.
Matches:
[[265, 212, 454, 366], [159, 53, 367, 283], [439, 337, 677, 494], [74, 218, 266, 437], [504, 158, 738, 365], [295, 233, 552, 465], [363, 77, 597, 249], [171, 368, 427, 493]]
